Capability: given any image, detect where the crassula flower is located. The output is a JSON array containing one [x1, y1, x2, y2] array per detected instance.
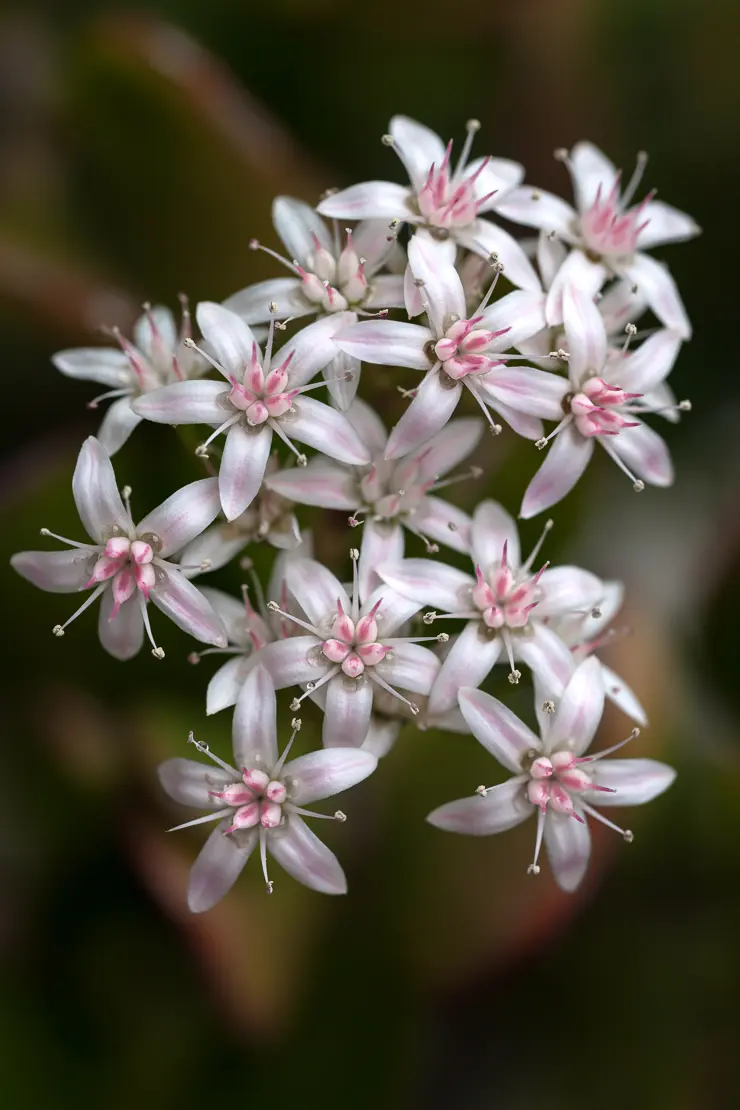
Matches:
[[224, 197, 405, 408], [160, 666, 377, 909], [132, 303, 370, 521], [519, 285, 686, 518], [335, 235, 562, 458], [428, 658, 676, 891], [378, 499, 604, 713], [496, 141, 700, 334], [317, 115, 540, 291], [259, 550, 442, 747], [53, 300, 206, 454], [11, 437, 227, 659], [265, 398, 482, 598]]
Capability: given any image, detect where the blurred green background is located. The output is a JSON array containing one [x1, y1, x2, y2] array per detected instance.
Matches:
[[1, 1, 738, 1107]]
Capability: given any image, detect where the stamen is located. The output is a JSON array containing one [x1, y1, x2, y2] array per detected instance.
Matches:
[[168, 810, 227, 833], [248, 238, 301, 276], [272, 718, 302, 778], [535, 415, 573, 450], [473, 256, 505, 315], [39, 528, 95, 551], [366, 669, 420, 714], [585, 727, 640, 762], [187, 731, 239, 774], [500, 629, 521, 684], [269, 419, 308, 466], [288, 805, 347, 821], [620, 150, 649, 208], [600, 441, 645, 492], [138, 594, 165, 659], [183, 336, 229, 377], [527, 808, 546, 875], [464, 380, 503, 435], [580, 802, 634, 842], [262, 303, 280, 373], [188, 647, 243, 663], [288, 666, 339, 710], [266, 600, 323, 639], [521, 518, 554, 573], [259, 828, 274, 894], [195, 414, 240, 458], [454, 118, 481, 178], [51, 581, 107, 636], [621, 322, 638, 354], [428, 465, 484, 493], [86, 387, 131, 409], [349, 547, 360, 623]]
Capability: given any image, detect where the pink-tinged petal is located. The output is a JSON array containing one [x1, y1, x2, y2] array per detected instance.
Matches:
[[281, 311, 357, 389], [569, 141, 619, 210], [97, 397, 142, 455], [468, 156, 525, 206], [223, 278, 311, 325], [361, 583, 423, 636], [323, 674, 374, 748], [334, 319, 431, 370], [353, 218, 401, 271], [546, 656, 604, 755], [389, 115, 446, 188], [636, 200, 700, 250], [562, 284, 608, 385], [616, 329, 682, 394], [285, 558, 349, 626], [269, 814, 347, 894], [206, 656, 250, 716], [286, 748, 377, 805], [588, 758, 675, 806], [379, 642, 439, 694], [364, 274, 406, 311], [537, 232, 568, 290], [273, 195, 332, 261], [481, 365, 567, 421], [428, 623, 502, 715], [471, 499, 520, 571], [258, 637, 328, 688], [497, 185, 580, 238], [407, 234, 466, 332], [459, 685, 540, 772], [620, 253, 691, 339], [359, 519, 404, 600], [345, 397, 388, 456], [198, 587, 256, 646], [427, 778, 531, 835], [643, 381, 680, 424], [317, 181, 413, 221], [607, 420, 673, 487], [480, 395, 544, 441], [385, 370, 463, 460], [519, 424, 594, 519], [323, 350, 359, 411], [544, 810, 591, 892], [288, 396, 371, 466], [180, 524, 247, 577], [515, 623, 575, 698], [412, 497, 472, 554], [377, 557, 474, 613], [404, 261, 425, 318], [232, 663, 278, 768], [52, 347, 131, 387], [411, 416, 484, 481], [11, 548, 95, 593], [132, 380, 229, 425], [196, 301, 262, 378], [598, 279, 648, 334], [545, 251, 607, 326], [455, 219, 541, 291], [149, 569, 227, 647], [72, 437, 130, 543], [158, 758, 232, 808], [137, 477, 221, 558], [134, 306, 177, 355], [187, 820, 257, 912], [537, 566, 604, 619], [219, 423, 272, 522], [266, 458, 357, 510], [97, 589, 144, 660], [599, 663, 648, 727], [588, 580, 625, 634], [362, 718, 401, 759], [479, 290, 547, 350]]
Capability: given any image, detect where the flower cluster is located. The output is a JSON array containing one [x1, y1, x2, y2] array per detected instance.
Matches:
[[12, 116, 695, 905]]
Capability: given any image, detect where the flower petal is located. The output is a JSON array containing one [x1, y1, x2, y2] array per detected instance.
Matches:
[[411, 416, 484, 480], [98, 590, 144, 660], [546, 656, 604, 755], [286, 748, 377, 805], [588, 758, 675, 805], [334, 319, 431, 370], [52, 347, 131, 387], [407, 234, 466, 333], [273, 195, 332, 261], [616, 329, 682, 394], [361, 583, 424, 635], [496, 186, 579, 238], [206, 655, 250, 715], [138, 478, 221, 558], [599, 663, 648, 727], [196, 302, 262, 377], [515, 623, 575, 697], [187, 821, 257, 912], [428, 623, 502, 715], [179, 523, 248, 577], [132, 380, 229, 425], [379, 642, 439, 694], [97, 397, 142, 455], [72, 437, 130, 543], [636, 200, 700, 250], [569, 141, 619, 210], [11, 548, 94, 593], [266, 458, 357, 510], [412, 496, 472, 554], [455, 219, 541, 291], [537, 232, 568, 290], [459, 685, 539, 771], [620, 252, 691, 339], [544, 810, 591, 892], [607, 420, 674, 487], [269, 814, 347, 894], [134, 306, 177, 355], [479, 289, 547, 350], [359, 519, 404, 600], [427, 778, 532, 835], [323, 674, 374, 748], [353, 219, 401, 271], [480, 365, 567, 421], [223, 278, 311, 325], [317, 181, 413, 221], [389, 115, 446, 188], [323, 349, 359, 411], [470, 499, 520, 571], [364, 274, 406, 311], [545, 251, 607, 326], [149, 570, 227, 647], [258, 636, 328, 688], [232, 663, 279, 768], [287, 396, 371, 465], [478, 393, 544, 441], [158, 757, 232, 808], [219, 423, 272, 522], [537, 566, 604, 619], [519, 424, 594, 519], [344, 397, 388, 456], [563, 284, 608, 385], [385, 370, 463, 460], [285, 558, 349, 627], [362, 718, 401, 759], [280, 311, 357, 389], [468, 156, 524, 206], [377, 557, 474, 613]]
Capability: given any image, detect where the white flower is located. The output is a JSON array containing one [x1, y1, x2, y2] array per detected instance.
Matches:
[[53, 300, 207, 454], [265, 397, 483, 597], [260, 549, 442, 747], [519, 285, 686, 518], [317, 116, 540, 291], [11, 437, 227, 659], [132, 303, 371, 521], [378, 499, 605, 713], [427, 657, 676, 892], [496, 142, 700, 336], [160, 666, 377, 909], [335, 235, 560, 458], [224, 197, 406, 408]]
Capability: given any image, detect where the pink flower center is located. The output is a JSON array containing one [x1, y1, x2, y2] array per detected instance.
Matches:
[[416, 144, 495, 230], [210, 766, 288, 833], [228, 344, 297, 424], [295, 230, 368, 311], [321, 598, 390, 677], [526, 749, 613, 821], [569, 377, 642, 437], [472, 540, 544, 630], [580, 179, 655, 259], [86, 535, 156, 617]]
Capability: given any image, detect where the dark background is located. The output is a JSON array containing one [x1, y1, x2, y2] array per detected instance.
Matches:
[[1, 1, 738, 1107]]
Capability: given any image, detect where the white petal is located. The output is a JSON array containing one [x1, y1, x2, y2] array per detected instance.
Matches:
[[150, 570, 227, 647], [359, 519, 404, 600], [621, 253, 691, 339], [134, 306, 177, 355], [642, 381, 680, 424], [519, 424, 594, 519], [537, 232, 568, 290], [546, 656, 604, 755], [334, 319, 431, 370], [206, 655, 250, 715], [353, 219, 401, 271], [138, 478, 221, 558], [344, 397, 388, 456], [458, 685, 539, 772], [362, 583, 424, 636], [98, 590, 144, 660], [362, 718, 401, 759], [196, 302, 262, 378], [323, 674, 374, 748], [411, 496, 471, 554], [377, 557, 474, 613], [187, 821, 257, 912], [323, 349, 359, 411], [455, 219, 541, 291], [258, 636, 328, 688], [266, 458, 357, 510], [96, 396, 143, 455], [607, 420, 673, 487], [588, 758, 675, 806], [537, 566, 604, 619], [273, 195, 332, 261], [468, 156, 524, 206], [544, 810, 591, 892], [285, 558, 349, 626], [427, 623, 502, 715], [480, 365, 567, 421], [158, 757, 232, 808], [389, 115, 446, 188], [427, 778, 531, 835], [379, 642, 439, 694], [470, 500, 520, 571], [496, 186, 579, 237], [364, 274, 406, 310], [232, 664, 278, 768], [569, 141, 619, 210], [269, 814, 347, 894], [598, 279, 648, 334], [407, 234, 466, 333], [198, 587, 253, 644], [636, 200, 700, 250], [132, 380, 229, 425], [599, 663, 648, 727], [52, 347, 132, 388], [615, 329, 682, 394], [563, 284, 608, 385], [404, 261, 425, 318], [11, 548, 94, 593], [317, 181, 413, 221], [219, 423, 272, 522], [72, 436, 129, 543], [288, 396, 371, 465], [385, 370, 463, 460], [286, 748, 377, 805], [479, 290, 547, 350], [477, 393, 544, 441], [515, 623, 575, 697], [545, 251, 607, 326], [223, 278, 310, 324], [179, 523, 248, 577], [409, 416, 484, 480], [280, 312, 357, 389]]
